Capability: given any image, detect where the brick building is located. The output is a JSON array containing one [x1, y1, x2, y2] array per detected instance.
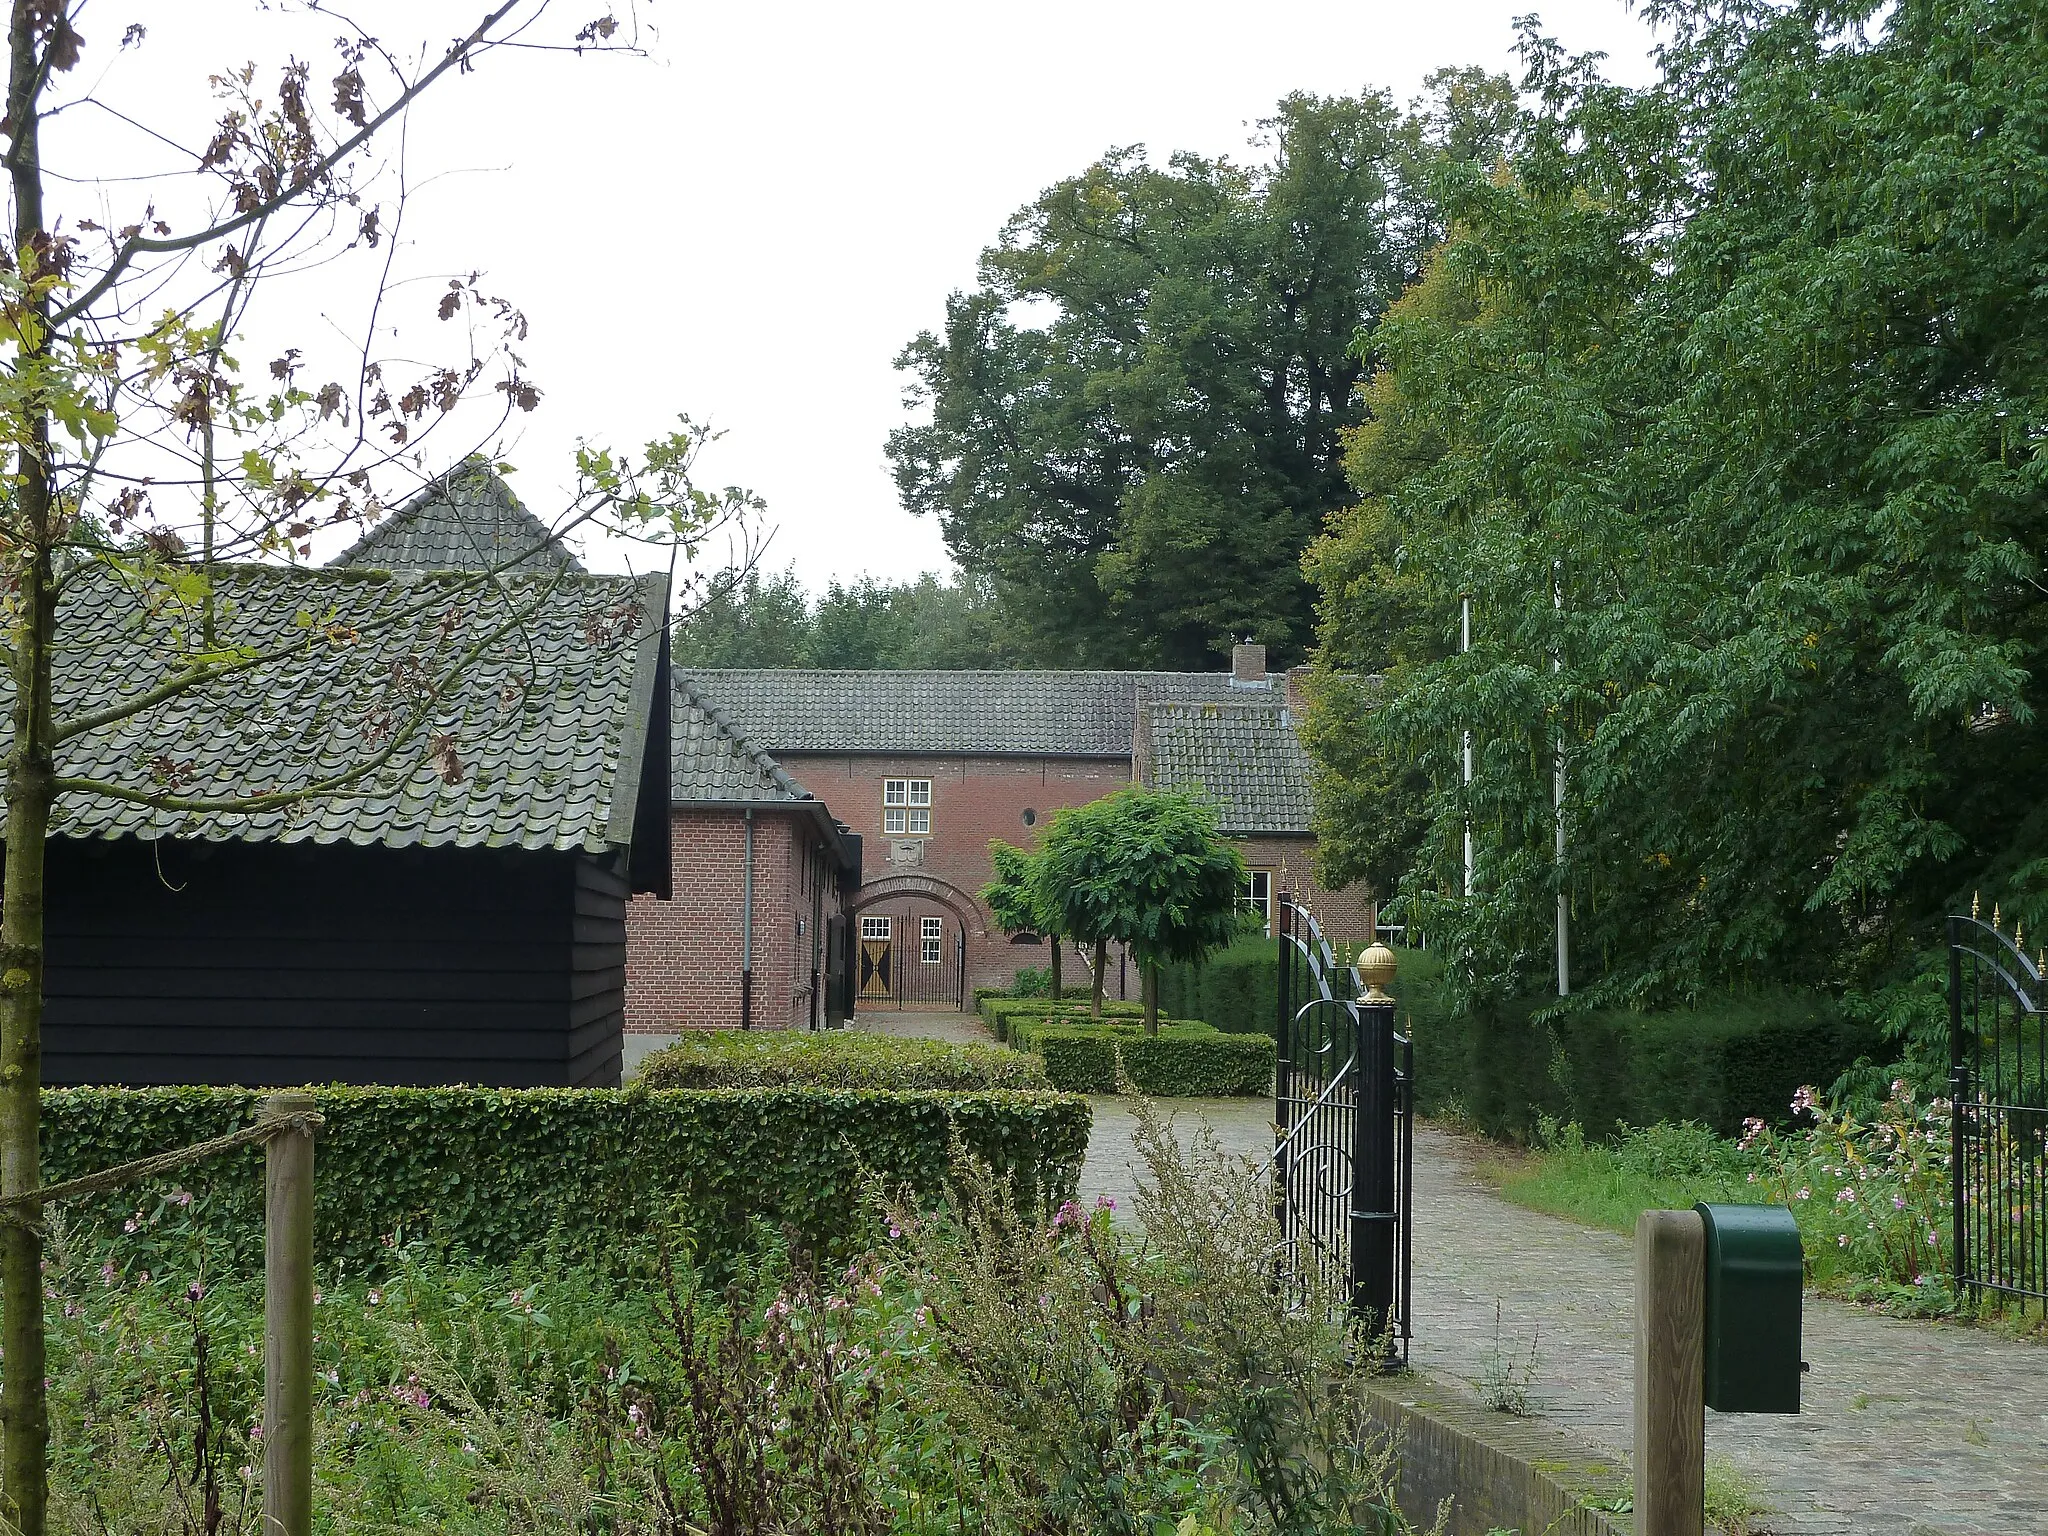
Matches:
[[618, 644, 1370, 1056], [320, 466, 1363, 1062], [621, 678, 860, 1067]]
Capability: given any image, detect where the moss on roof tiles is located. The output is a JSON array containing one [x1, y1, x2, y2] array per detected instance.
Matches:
[[4, 562, 661, 853], [1144, 701, 1315, 835], [330, 459, 585, 575]]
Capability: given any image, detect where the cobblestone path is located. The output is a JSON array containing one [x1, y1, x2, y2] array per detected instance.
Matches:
[[851, 1008, 993, 1045], [854, 1012, 2048, 1536], [1411, 1126, 2047, 1536]]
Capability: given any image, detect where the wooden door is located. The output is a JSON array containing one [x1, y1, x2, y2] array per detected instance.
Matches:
[[858, 937, 893, 999]]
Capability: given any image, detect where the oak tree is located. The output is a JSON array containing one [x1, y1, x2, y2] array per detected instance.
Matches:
[[889, 76, 1515, 669]]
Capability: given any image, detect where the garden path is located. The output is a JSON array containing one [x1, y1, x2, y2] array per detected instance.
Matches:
[[852, 1012, 2047, 1536], [1411, 1126, 2047, 1536]]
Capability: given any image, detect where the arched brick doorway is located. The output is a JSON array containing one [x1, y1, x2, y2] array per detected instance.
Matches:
[[849, 876, 982, 1010]]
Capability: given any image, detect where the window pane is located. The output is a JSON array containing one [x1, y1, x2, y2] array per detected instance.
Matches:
[[884, 780, 906, 805], [908, 807, 930, 835], [861, 917, 891, 939], [922, 938, 941, 964], [922, 917, 943, 938], [885, 808, 907, 834], [909, 780, 932, 806]]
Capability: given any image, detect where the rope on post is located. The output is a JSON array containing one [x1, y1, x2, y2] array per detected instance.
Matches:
[[0, 1105, 323, 1227]]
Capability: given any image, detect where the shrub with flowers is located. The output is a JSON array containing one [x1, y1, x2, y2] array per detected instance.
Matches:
[[1740, 1080, 1955, 1313]]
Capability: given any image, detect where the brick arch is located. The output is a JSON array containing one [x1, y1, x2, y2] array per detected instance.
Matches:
[[850, 874, 985, 937]]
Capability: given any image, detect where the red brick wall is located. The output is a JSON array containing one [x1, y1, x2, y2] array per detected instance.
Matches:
[[1234, 835, 1377, 948], [621, 770, 1374, 1049], [782, 753, 1136, 998], [625, 807, 845, 1037]]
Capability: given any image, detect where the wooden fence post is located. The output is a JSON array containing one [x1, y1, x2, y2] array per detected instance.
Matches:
[[262, 1092, 316, 1536], [1634, 1208, 1705, 1536]]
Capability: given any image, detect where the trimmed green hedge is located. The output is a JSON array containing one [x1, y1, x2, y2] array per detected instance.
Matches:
[[1157, 934, 1358, 1036], [1010, 1018, 1276, 1096], [636, 1030, 1046, 1091], [1391, 950, 1882, 1141], [1158, 934, 1280, 1035], [980, 996, 1147, 1040], [41, 1085, 1090, 1270]]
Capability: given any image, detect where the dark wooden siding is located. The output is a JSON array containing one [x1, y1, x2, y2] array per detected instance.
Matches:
[[41, 837, 625, 1088], [569, 855, 628, 1086]]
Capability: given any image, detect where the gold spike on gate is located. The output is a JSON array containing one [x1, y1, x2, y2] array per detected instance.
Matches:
[[1973, 891, 1981, 920]]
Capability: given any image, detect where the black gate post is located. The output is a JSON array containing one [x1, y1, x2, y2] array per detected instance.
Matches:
[[1352, 961, 1398, 1346]]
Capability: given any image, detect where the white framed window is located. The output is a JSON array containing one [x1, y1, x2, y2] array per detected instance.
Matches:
[[884, 779, 933, 836], [921, 916, 943, 965], [1243, 870, 1273, 933], [861, 916, 892, 941]]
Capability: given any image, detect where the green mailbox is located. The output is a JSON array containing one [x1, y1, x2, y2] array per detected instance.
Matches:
[[1695, 1203, 1802, 1414]]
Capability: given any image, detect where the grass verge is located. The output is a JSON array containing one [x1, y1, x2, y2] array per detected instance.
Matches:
[[1463, 1120, 1751, 1236]]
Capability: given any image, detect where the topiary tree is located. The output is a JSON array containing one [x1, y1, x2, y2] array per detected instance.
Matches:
[[1032, 787, 1248, 1033]]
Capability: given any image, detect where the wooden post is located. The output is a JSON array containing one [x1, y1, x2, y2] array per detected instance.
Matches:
[[1634, 1208, 1705, 1536], [262, 1092, 316, 1536]]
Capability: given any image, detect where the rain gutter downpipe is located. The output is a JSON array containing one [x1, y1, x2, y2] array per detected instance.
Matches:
[[741, 808, 755, 1029]]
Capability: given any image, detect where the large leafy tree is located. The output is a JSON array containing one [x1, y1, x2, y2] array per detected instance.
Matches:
[[889, 76, 1516, 669], [0, 9, 745, 1527], [1305, 0, 2048, 1011]]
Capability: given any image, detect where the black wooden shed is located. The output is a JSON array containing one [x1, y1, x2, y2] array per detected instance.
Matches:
[[15, 556, 669, 1089]]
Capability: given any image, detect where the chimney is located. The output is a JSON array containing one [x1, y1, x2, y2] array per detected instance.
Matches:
[[1231, 641, 1268, 687], [1131, 684, 1153, 784], [1284, 665, 1311, 717]]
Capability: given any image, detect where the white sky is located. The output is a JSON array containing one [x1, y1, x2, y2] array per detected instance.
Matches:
[[56, 0, 1662, 591]]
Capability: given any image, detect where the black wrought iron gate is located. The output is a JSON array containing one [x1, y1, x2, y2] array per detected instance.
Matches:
[[1274, 895, 1412, 1359], [1949, 910, 2048, 1305]]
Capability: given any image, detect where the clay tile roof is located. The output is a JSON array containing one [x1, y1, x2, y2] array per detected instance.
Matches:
[[1143, 700, 1314, 835], [681, 669, 1261, 756], [671, 676, 813, 804], [11, 563, 666, 853], [331, 460, 584, 575]]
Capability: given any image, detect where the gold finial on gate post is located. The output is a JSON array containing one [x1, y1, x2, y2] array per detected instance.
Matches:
[[1994, 902, 2002, 933], [1356, 941, 1398, 1004], [1972, 890, 1981, 920], [2017, 919, 2026, 954]]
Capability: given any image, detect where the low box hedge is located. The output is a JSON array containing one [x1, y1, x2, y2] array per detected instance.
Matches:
[[636, 1029, 1047, 1091], [40, 1085, 1089, 1270], [1010, 1018, 1276, 1096], [1391, 949, 1882, 1140], [981, 996, 1147, 1040]]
